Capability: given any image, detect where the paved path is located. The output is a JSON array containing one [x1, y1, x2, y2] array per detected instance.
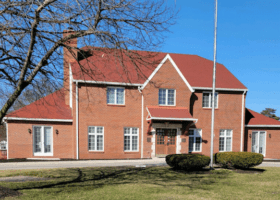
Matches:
[[0, 158, 278, 170], [0, 158, 167, 170]]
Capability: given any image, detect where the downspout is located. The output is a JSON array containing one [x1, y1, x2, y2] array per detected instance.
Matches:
[[76, 81, 79, 160], [240, 90, 246, 152], [138, 86, 144, 159], [5, 121, 8, 160]]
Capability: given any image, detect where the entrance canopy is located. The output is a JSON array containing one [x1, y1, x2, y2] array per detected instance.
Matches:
[[146, 106, 198, 122]]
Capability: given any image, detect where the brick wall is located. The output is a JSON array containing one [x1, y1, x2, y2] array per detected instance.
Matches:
[[245, 127, 280, 159], [77, 84, 142, 159], [191, 91, 244, 156], [7, 120, 74, 159]]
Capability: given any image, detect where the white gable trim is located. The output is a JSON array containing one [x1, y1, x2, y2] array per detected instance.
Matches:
[[141, 54, 194, 92]]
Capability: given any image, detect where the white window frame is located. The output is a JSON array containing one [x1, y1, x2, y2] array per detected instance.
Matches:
[[0, 141, 7, 150], [124, 127, 139, 152], [158, 88, 176, 106], [219, 129, 233, 152], [33, 125, 53, 156], [88, 126, 104, 152], [202, 91, 218, 108], [107, 87, 125, 105], [188, 128, 202, 152], [251, 131, 266, 157]]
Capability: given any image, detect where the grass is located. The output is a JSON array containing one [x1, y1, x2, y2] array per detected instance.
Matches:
[[0, 166, 279, 199]]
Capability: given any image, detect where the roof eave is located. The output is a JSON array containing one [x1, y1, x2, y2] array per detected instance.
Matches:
[[147, 117, 198, 122], [73, 79, 142, 87], [4, 117, 73, 122], [193, 87, 248, 92], [245, 125, 280, 128]]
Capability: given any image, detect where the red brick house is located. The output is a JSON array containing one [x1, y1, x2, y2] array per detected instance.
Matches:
[[4, 32, 280, 160]]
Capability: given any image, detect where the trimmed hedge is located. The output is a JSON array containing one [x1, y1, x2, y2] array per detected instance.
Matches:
[[166, 154, 210, 170], [215, 152, 263, 169]]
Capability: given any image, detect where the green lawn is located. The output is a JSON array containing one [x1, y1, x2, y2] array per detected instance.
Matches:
[[0, 166, 279, 199]]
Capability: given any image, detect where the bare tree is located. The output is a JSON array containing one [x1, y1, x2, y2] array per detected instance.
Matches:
[[0, 0, 176, 121]]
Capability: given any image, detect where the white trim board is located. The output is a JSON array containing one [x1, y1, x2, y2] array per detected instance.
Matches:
[[141, 54, 194, 92], [73, 79, 142, 86], [147, 117, 198, 122], [245, 125, 280, 128], [4, 117, 72, 122], [193, 87, 248, 92]]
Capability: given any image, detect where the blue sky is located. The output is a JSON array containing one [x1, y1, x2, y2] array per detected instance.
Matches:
[[162, 0, 280, 116]]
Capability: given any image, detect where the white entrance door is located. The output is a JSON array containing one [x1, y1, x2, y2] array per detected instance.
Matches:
[[33, 126, 53, 156], [252, 131, 266, 156]]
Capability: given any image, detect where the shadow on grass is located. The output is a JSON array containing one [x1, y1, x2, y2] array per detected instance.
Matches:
[[11, 166, 235, 193]]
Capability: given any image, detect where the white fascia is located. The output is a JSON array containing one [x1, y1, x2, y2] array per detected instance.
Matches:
[[245, 125, 280, 128], [141, 54, 194, 92], [146, 117, 198, 122], [3, 117, 73, 122], [193, 87, 248, 92], [73, 79, 142, 86]]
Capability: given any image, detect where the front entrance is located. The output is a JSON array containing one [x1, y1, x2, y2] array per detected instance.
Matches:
[[252, 131, 266, 156], [156, 128, 176, 157]]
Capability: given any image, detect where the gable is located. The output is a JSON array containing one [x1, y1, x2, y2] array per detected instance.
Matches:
[[141, 54, 194, 92]]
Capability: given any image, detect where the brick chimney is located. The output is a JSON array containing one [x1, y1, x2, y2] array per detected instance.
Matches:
[[63, 29, 77, 106]]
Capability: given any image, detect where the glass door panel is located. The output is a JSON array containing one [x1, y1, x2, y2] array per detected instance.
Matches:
[[252, 131, 266, 156], [34, 127, 42, 153], [44, 127, 52, 153]]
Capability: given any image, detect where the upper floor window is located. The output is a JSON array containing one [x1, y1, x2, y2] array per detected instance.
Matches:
[[158, 88, 175, 106], [107, 87, 125, 105], [202, 92, 218, 108], [219, 129, 232, 152]]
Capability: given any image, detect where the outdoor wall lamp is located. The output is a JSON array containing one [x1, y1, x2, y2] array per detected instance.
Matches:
[[56, 129, 59, 134], [249, 134, 251, 138], [28, 128, 31, 134], [269, 134, 271, 138]]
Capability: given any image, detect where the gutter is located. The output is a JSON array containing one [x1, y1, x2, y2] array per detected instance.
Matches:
[[240, 90, 246, 151]]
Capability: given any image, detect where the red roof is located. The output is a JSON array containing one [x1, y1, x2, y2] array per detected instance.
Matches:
[[245, 109, 280, 126], [147, 106, 194, 120], [6, 89, 72, 120], [71, 48, 247, 89]]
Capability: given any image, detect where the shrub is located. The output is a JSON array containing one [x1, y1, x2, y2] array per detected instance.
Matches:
[[166, 154, 210, 171], [215, 152, 263, 169]]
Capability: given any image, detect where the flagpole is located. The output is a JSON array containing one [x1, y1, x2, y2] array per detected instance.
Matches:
[[210, 0, 218, 169]]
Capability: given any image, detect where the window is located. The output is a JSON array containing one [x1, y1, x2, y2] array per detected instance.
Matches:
[[189, 129, 202, 152], [107, 87, 125, 105], [158, 88, 175, 106], [124, 127, 138, 151], [88, 126, 104, 151], [0, 141, 7, 150], [202, 92, 218, 108], [33, 126, 53, 156], [219, 129, 232, 152]]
